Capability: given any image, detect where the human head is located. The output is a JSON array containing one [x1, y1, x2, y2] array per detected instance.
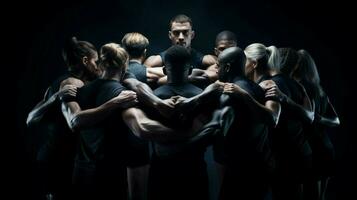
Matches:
[[279, 47, 299, 77], [121, 32, 149, 59], [217, 47, 246, 82], [163, 45, 191, 82], [214, 30, 238, 56], [168, 14, 195, 49], [244, 43, 280, 79], [294, 49, 320, 85], [99, 43, 129, 80], [62, 37, 100, 79]]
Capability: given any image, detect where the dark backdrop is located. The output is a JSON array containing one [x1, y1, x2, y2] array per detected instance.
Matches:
[[6, 0, 355, 199]]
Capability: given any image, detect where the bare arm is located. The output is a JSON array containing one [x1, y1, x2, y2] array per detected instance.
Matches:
[[62, 91, 138, 131], [27, 87, 55, 126], [27, 84, 77, 126], [122, 107, 193, 143], [123, 78, 175, 118], [174, 81, 224, 113], [224, 83, 281, 126], [143, 55, 163, 68], [202, 54, 217, 68], [261, 80, 314, 124], [315, 96, 340, 127]]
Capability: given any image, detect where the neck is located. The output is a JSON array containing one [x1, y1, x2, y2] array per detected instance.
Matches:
[[130, 57, 143, 64], [101, 68, 122, 81], [167, 74, 188, 84]]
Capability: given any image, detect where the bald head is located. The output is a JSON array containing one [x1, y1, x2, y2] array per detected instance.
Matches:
[[218, 47, 246, 81]]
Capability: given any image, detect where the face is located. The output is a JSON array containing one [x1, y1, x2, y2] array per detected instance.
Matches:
[[217, 60, 231, 82], [169, 22, 194, 48], [244, 58, 256, 79], [215, 40, 237, 56], [84, 52, 101, 78]]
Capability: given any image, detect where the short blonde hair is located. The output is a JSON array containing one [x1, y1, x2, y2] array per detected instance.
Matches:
[[100, 43, 128, 70], [121, 32, 149, 58]]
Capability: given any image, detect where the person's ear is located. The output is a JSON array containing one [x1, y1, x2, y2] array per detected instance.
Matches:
[[252, 60, 258, 69], [214, 47, 219, 56], [82, 56, 88, 66], [191, 30, 195, 39], [168, 31, 173, 40], [163, 66, 167, 75]]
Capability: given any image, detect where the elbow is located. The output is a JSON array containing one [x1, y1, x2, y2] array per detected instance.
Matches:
[[307, 111, 315, 124], [69, 115, 81, 132], [26, 113, 39, 127]]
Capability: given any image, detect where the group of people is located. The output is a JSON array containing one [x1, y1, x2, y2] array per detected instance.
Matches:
[[27, 14, 340, 200]]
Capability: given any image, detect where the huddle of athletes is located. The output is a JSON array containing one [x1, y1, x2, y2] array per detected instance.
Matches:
[[27, 14, 340, 200]]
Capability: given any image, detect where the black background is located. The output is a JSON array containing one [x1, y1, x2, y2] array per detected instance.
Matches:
[[5, 0, 355, 199]]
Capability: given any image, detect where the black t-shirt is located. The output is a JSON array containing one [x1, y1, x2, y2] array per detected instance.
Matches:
[[127, 61, 147, 83], [36, 73, 75, 162], [261, 73, 312, 179], [159, 48, 204, 69], [75, 79, 127, 164], [152, 83, 204, 159], [218, 77, 272, 172]]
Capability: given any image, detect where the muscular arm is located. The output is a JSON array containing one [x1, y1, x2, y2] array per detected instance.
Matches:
[[26, 87, 55, 126], [143, 55, 163, 68], [175, 81, 224, 113], [60, 78, 137, 131], [224, 83, 281, 126], [123, 78, 175, 118], [122, 107, 193, 143]]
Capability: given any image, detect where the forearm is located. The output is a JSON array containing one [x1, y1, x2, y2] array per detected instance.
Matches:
[[27, 94, 57, 126], [316, 114, 340, 127], [124, 78, 163, 108], [123, 108, 189, 143]]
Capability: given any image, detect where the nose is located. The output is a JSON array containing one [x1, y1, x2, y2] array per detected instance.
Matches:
[[178, 32, 184, 40]]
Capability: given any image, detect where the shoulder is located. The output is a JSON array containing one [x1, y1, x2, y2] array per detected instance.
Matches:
[[60, 77, 84, 88], [202, 54, 217, 67], [143, 55, 163, 67]]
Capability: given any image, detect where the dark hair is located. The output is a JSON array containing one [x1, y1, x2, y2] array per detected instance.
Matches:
[[169, 14, 193, 30], [62, 37, 97, 68], [164, 45, 191, 72], [215, 30, 237, 46], [279, 48, 299, 75], [296, 49, 324, 98]]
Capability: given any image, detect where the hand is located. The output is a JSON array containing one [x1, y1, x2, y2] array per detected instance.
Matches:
[[57, 84, 77, 102], [264, 85, 287, 102], [112, 90, 138, 108], [259, 80, 277, 91], [223, 83, 246, 95]]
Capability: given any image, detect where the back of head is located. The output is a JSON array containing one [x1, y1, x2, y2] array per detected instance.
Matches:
[[99, 43, 128, 71], [279, 47, 299, 75], [164, 45, 191, 73], [121, 32, 149, 58], [169, 14, 193, 29], [62, 37, 97, 69], [215, 30, 237, 46], [296, 49, 320, 85], [218, 47, 246, 81], [244, 43, 280, 71]]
